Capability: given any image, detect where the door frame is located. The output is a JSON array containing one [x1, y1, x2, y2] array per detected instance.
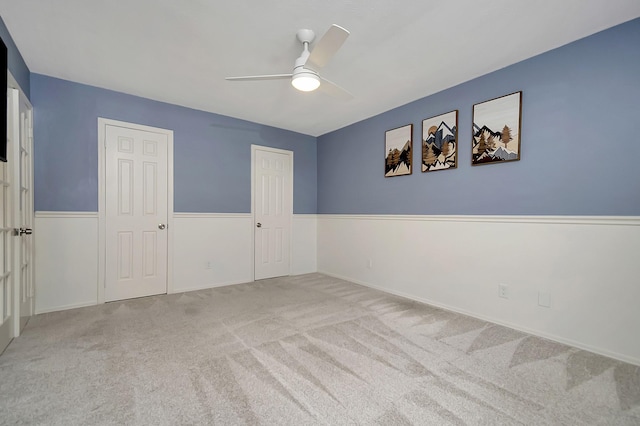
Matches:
[[7, 72, 34, 340], [250, 144, 293, 281], [9, 85, 34, 335], [97, 118, 174, 304]]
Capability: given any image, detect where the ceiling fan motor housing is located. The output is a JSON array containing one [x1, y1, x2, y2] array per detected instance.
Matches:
[[296, 29, 315, 44]]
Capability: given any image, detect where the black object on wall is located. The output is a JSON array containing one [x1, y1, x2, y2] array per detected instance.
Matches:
[[0, 36, 7, 162]]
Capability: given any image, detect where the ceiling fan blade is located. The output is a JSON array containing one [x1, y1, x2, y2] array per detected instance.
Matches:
[[226, 73, 292, 81], [306, 24, 350, 70], [319, 76, 353, 100]]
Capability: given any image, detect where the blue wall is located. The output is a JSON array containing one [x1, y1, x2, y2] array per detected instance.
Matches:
[[0, 16, 30, 98], [318, 18, 640, 215], [31, 75, 317, 213], [27, 18, 640, 216]]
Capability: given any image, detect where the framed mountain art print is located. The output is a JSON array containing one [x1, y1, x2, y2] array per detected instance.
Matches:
[[422, 110, 458, 172], [385, 124, 413, 177], [472, 91, 522, 166]]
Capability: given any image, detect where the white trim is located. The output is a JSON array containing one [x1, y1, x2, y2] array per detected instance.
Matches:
[[7, 72, 26, 99], [35, 301, 97, 315], [35, 211, 99, 219], [98, 121, 105, 304], [6, 85, 19, 343], [170, 279, 251, 294], [318, 270, 640, 366], [293, 214, 317, 220], [250, 147, 256, 282], [167, 140, 175, 296], [173, 212, 252, 219], [97, 118, 174, 304], [8, 80, 35, 339], [318, 214, 640, 226], [250, 145, 294, 280]]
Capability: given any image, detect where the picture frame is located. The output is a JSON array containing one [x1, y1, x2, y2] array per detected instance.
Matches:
[[422, 110, 458, 172], [472, 91, 522, 166], [385, 124, 413, 177]]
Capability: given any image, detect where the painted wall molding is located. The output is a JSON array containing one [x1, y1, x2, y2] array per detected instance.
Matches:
[[35, 211, 99, 219], [318, 214, 640, 226], [159, 213, 317, 219], [173, 212, 252, 219], [35, 212, 319, 220], [293, 214, 318, 219]]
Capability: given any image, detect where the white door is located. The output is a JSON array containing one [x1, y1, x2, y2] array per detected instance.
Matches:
[[0, 160, 11, 352], [253, 147, 292, 280], [12, 89, 34, 332], [0, 91, 15, 353], [1, 85, 33, 351], [104, 123, 169, 302]]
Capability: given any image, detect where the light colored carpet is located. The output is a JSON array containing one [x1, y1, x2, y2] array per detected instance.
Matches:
[[0, 273, 639, 425]]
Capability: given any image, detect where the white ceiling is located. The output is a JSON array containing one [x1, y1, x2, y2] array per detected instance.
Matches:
[[1, 0, 639, 136]]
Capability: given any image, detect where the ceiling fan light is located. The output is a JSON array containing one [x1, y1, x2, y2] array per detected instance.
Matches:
[[291, 72, 320, 92]]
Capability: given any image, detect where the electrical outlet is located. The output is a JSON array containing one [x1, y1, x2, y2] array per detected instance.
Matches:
[[205, 261, 213, 269], [498, 284, 509, 299], [367, 259, 373, 269], [538, 291, 551, 308]]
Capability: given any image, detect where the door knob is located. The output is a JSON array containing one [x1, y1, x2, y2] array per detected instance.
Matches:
[[256, 223, 262, 228], [15, 228, 33, 236], [158, 224, 166, 230]]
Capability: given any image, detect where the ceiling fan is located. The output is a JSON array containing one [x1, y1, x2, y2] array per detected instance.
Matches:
[[226, 24, 352, 99]]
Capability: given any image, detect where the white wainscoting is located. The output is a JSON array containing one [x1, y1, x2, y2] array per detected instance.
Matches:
[[172, 213, 254, 292], [292, 214, 317, 275], [173, 213, 318, 292], [34, 212, 99, 313], [34, 212, 318, 313], [317, 214, 640, 365]]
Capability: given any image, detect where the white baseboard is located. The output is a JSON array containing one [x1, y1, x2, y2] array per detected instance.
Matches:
[[170, 279, 253, 294], [35, 301, 97, 315]]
